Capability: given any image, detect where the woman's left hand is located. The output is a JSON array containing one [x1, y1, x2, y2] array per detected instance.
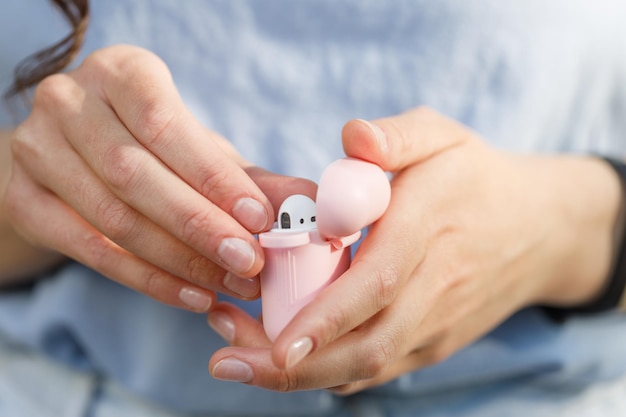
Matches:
[[207, 107, 620, 393]]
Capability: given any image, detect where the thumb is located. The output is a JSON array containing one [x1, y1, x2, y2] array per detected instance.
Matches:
[[342, 106, 472, 172]]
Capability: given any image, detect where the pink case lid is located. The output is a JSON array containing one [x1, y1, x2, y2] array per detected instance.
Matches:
[[316, 158, 391, 240]]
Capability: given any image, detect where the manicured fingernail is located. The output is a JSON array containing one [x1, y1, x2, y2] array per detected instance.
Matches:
[[359, 119, 388, 152], [286, 337, 313, 369], [218, 238, 255, 274], [178, 287, 212, 312], [223, 272, 260, 299], [212, 358, 254, 382], [208, 311, 235, 343], [232, 197, 269, 233]]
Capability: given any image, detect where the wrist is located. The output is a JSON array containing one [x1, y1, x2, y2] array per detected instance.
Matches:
[[528, 155, 622, 307]]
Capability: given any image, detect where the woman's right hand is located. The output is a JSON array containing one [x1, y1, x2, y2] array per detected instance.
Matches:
[[2, 45, 315, 312]]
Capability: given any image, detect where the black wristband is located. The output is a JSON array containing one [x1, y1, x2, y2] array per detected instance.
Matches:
[[542, 157, 626, 322]]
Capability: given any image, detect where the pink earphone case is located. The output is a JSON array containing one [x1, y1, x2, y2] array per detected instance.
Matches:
[[259, 158, 391, 341]]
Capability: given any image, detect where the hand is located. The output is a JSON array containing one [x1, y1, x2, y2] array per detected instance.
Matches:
[[3, 45, 316, 311], [207, 107, 621, 391]]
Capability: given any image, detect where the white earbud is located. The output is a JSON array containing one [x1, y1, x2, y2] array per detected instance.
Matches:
[[278, 195, 317, 230]]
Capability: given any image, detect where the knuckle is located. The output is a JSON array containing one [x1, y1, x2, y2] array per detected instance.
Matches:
[[362, 337, 396, 379], [82, 232, 114, 272], [11, 123, 39, 164], [413, 105, 474, 145], [32, 73, 79, 109], [81, 47, 120, 73], [412, 105, 441, 120], [84, 46, 177, 147], [83, 45, 167, 79], [95, 195, 140, 243], [81, 227, 165, 300], [274, 370, 302, 393], [185, 253, 215, 285], [437, 262, 473, 294], [321, 305, 353, 346], [100, 144, 147, 193], [379, 114, 415, 167], [368, 265, 400, 309], [436, 316, 456, 338], [197, 163, 232, 200], [422, 322, 455, 352], [425, 343, 454, 366], [140, 268, 163, 300], [80, 48, 107, 73], [132, 96, 178, 147], [437, 271, 457, 295], [180, 209, 213, 247]]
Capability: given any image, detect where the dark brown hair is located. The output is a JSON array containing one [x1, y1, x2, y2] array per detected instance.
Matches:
[[4, 0, 90, 99]]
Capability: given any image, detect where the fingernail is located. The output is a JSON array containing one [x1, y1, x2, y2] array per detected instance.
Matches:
[[359, 119, 388, 152], [178, 287, 212, 312], [286, 337, 313, 369], [212, 358, 254, 382], [218, 238, 256, 274], [223, 272, 260, 299], [232, 197, 269, 233], [208, 311, 235, 343]]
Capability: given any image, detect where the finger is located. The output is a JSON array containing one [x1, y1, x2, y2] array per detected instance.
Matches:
[[269, 168, 432, 369], [77, 46, 273, 233], [219, 167, 317, 293], [208, 332, 369, 390], [332, 283, 524, 396], [5, 163, 216, 312], [341, 107, 474, 172], [208, 262, 437, 392], [408, 249, 531, 356], [207, 302, 272, 348], [35, 73, 263, 278], [217, 255, 476, 392], [328, 350, 433, 396], [245, 166, 318, 213], [14, 114, 260, 300], [209, 306, 421, 392], [332, 247, 531, 396]]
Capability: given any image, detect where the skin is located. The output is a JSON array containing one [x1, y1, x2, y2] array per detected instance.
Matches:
[[207, 108, 622, 393], [0, 45, 316, 311]]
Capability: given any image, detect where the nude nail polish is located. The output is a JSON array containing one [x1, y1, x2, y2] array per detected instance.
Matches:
[[178, 287, 212, 312], [223, 272, 260, 299], [285, 337, 313, 369], [212, 358, 253, 383], [218, 237, 255, 275], [208, 311, 235, 343], [232, 197, 269, 233]]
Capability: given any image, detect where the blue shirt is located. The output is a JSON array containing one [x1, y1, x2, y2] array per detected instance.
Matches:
[[1, 1, 626, 416]]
